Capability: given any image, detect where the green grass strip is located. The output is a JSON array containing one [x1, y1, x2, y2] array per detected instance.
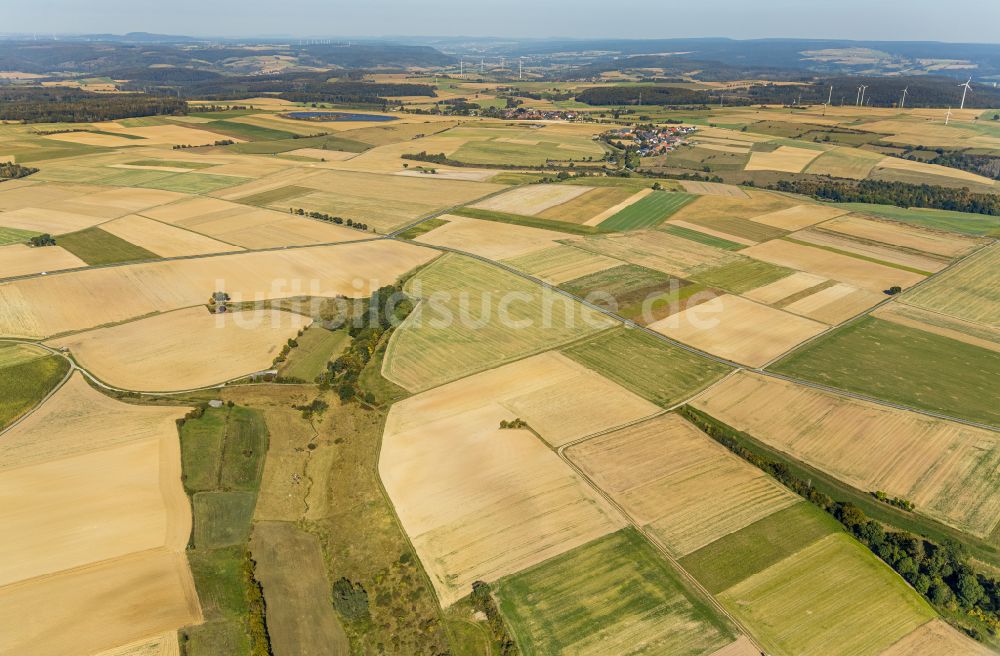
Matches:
[[396, 218, 449, 240], [659, 223, 744, 250]]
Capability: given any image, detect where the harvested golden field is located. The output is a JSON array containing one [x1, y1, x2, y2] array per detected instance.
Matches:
[[783, 283, 885, 325], [220, 167, 504, 233], [875, 155, 996, 185], [671, 189, 798, 223], [649, 294, 826, 366], [414, 213, 564, 259], [818, 215, 981, 258], [745, 146, 824, 173], [100, 215, 239, 257], [804, 146, 884, 179], [92, 632, 180, 656], [0, 240, 435, 338], [880, 619, 996, 656], [900, 243, 999, 327], [742, 271, 828, 305], [380, 354, 631, 605], [678, 180, 750, 198], [142, 197, 364, 249], [49, 307, 309, 391], [50, 187, 188, 218], [0, 435, 187, 586], [741, 239, 925, 292], [539, 186, 643, 224], [566, 415, 798, 556], [0, 548, 201, 656], [0, 243, 86, 278], [0, 372, 200, 656], [751, 204, 849, 231], [791, 229, 947, 272], [873, 303, 1000, 353], [472, 183, 593, 215], [502, 244, 621, 284], [692, 371, 1000, 538], [0, 206, 109, 234], [390, 350, 658, 447], [0, 373, 182, 471], [566, 228, 738, 277]]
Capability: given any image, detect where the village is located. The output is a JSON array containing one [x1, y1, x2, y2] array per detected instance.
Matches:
[[604, 124, 697, 156]]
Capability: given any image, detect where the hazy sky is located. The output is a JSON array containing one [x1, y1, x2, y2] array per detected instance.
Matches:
[[6, 0, 1000, 43]]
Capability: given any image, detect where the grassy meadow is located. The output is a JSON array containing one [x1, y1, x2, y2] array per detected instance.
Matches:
[[496, 528, 738, 655], [771, 317, 1000, 426], [0, 344, 69, 430], [56, 227, 160, 266]]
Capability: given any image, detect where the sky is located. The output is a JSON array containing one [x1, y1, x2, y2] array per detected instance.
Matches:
[[5, 0, 1000, 43]]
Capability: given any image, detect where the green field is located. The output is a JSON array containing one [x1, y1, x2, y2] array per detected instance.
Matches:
[[598, 191, 696, 231], [677, 214, 787, 242], [561, 176, 682, 191], [385, 254, 614, 392], [660, 223, 745, 250], [138, 172, 251, 194], [771, 317, 1000, 426], [193, 491, 257, 549], [496, 528, 738, 656], [691, 257, 793, 294], [0, 346, 69, 430], [395, 217, 449, 240], [834, 203, 1000, 236], [452, 207, 603, 235], [718, 533, 934, 656], [278, 325, 350, 381], [680, 502, 838, 593], [179, 407, 229, 493], [562, 327, 731, 407], [56, 227, 160, 265], [179, 404, 269, 655], [560, 263, 707, 324], [184, 546, 254, 654], [0, 226, 40, 245]]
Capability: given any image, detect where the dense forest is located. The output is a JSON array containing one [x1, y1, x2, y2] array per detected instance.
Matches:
[[119, 70, 435, 104], [0, 87, 188, 122], [912, 150, 1000, 181], [575, 85, 750, 107], [769, 177, 1000, 215]]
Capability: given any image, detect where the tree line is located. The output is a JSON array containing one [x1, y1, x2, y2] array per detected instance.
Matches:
[[318, 283, 413, 402], [680, 405, 1000, 642], [0, 87, 187, 123], [769, 177, 1000, 215]]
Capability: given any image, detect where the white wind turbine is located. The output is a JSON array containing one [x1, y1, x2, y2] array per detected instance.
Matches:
[[856, 85, 863, 106], [900, 86, 908, 109], [945, 106, 953, 125], [959, 77, 973, 110]]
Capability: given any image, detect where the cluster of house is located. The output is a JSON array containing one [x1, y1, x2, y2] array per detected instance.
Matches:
[[606, 124, 696, 155], [498, 107, 583, 121]]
